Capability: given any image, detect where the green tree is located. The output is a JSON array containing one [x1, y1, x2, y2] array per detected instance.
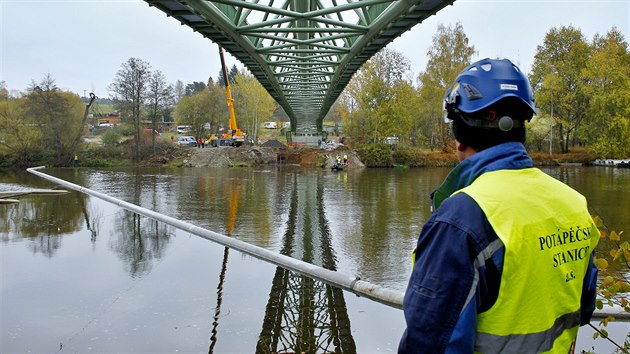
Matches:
[[530, 26, 591, 153], [581, 28, 630, 159], [208, 83, 229, 133], [344, 47, 415, 144], [233, 72, 276, 142], [174, 86, 224, 139], [185, 81, 206, 96], [109, 58, 152, 161], [417, 22, 476, 151], [0, 95, 43, 165], [24, 75, 84, 165]]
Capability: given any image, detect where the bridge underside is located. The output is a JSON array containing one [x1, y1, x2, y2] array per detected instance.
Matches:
[[145, 0, 454, 134]]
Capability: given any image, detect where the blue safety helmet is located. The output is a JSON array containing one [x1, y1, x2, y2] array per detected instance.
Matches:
[[443, 58, 536, 131]]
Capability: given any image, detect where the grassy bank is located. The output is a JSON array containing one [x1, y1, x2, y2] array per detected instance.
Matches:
[[354, 143, 596, 168], [0, 141, 597, 171]]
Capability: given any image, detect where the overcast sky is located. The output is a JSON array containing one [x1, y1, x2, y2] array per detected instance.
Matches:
[[1, 0, 628, 98]]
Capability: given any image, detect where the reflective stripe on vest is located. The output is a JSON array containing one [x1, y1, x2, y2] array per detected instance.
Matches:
[[456, 168, 599, 354]]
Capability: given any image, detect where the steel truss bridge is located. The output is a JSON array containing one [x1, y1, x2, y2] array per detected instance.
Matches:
[[144, 0, 454, 136]]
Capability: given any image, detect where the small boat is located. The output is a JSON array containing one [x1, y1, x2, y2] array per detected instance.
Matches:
[[331, 163, 347, 171]]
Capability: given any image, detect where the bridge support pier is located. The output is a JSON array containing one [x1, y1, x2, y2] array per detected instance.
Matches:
[[287, 132, 325, 147]]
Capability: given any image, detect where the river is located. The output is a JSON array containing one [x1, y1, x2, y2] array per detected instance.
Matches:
[[1, 165, 628, 353]]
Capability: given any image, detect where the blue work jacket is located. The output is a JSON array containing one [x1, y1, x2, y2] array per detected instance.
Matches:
[[398, 142, 598, 353]]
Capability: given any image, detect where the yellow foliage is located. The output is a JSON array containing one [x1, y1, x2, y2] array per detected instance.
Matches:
[[593, 215, 604, 228], [594, 257, 609, 270], [603, 276, 615, 286], [610, 230, 621, 241]]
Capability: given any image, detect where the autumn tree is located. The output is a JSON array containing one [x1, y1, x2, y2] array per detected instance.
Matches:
[[206, 83, 228, 133], [0, 94, 42, 165], [530, 26, 591, 153], [344, 47, 416, 144], [109, 58, 152, 161], [581, 28, 630, 159], [417, 22, 476, 151], [24, 75, 84, 165], [174, 85, 224, 139], [233, 72, 276, 142]]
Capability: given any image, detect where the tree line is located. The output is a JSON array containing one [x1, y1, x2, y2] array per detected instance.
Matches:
[[328, 23, 629, 159], [1, 23, 628, 167], [0, 57, 277, 166]]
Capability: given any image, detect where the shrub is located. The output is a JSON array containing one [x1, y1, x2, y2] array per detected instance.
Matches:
[[101, 129, 121, 147], [355, 143, 394, 167]]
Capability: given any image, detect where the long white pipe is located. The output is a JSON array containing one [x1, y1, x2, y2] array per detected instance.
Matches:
[[27, 166, 405, 309], [26, 166, 630, 321]]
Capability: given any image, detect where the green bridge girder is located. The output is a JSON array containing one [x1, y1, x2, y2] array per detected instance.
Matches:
[[144, 0, 454, 134]]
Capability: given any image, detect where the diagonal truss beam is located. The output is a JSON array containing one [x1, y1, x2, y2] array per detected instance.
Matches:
[[144, 0, 455, 133]]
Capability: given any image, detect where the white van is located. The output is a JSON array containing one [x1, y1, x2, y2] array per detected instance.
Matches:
[[263, 122, 277, 129], [177, 125, 192, 134]]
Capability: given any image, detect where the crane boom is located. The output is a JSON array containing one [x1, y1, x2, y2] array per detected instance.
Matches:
[[219, 46, 244, 146]]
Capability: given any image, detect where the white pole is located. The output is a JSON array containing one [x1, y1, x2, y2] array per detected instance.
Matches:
[[27, 166, 405, 309], [26, 166, 630, 320]]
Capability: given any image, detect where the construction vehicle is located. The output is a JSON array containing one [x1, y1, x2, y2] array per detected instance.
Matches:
[[210, 47, 244, 147]]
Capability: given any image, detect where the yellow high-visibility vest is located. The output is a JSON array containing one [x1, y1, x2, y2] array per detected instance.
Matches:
[[456, 168, 599, 354]]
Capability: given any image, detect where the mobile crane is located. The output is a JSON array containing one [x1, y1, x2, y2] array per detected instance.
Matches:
[[211, 46, 244, 147]]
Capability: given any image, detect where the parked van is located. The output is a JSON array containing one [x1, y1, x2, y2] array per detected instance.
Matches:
[[177, 136, 197, 146], [263, 121, 277, 129], [177, 125, 192, 134]]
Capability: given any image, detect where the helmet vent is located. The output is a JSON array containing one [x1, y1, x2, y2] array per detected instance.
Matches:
[[462, 83, 483, 100], [480, 63, 492, 71]]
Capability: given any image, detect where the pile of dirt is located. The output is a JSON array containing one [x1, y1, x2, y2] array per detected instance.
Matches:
[[260, 139, 286, 148], [182, 145, 364, 169], [183, 146, 278, 167]]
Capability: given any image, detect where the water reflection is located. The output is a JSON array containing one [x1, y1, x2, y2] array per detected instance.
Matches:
[[110, 211, 173, 277], [209, 176, 242, 353], [257, 172, 356, 353], [0, 191, 85, 256], [2, 166, 627, 352]]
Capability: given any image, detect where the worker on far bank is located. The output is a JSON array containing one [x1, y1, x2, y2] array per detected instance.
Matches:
[[343, 153, 348, 165], [399, 58, 599, 353], [336, 154, 341, 165]]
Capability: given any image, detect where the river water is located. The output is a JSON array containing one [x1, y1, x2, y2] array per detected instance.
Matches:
[[1, 165, 628, 353]]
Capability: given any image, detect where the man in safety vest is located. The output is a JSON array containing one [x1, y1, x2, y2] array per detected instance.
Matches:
[[399, 58, 599, 354]]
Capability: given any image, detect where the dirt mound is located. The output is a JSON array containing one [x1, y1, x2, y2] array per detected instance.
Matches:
[[183, 146, 279, 167], [261, 139, 286, 148], [184, 146, 364, 168]]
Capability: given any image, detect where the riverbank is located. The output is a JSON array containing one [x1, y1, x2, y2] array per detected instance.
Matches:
[[175, 144, 596, 169], [0, 142, 597, 170]]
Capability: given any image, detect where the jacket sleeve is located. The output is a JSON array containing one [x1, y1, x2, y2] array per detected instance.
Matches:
[[580, 252, 598, 325], [399, 195, 486, 354], [399, 193, 502, 354]]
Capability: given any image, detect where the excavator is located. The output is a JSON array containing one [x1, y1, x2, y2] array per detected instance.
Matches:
[[210, 46, 245, 147]]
